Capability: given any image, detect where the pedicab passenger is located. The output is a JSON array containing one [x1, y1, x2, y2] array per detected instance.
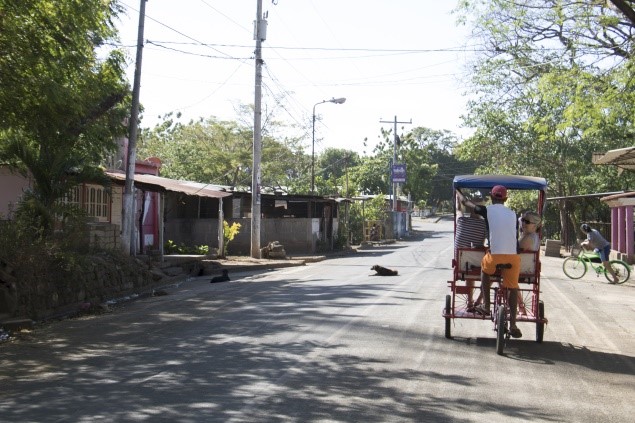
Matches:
[[455, 195, 487, 250], [455, 195, 487, 309], [456, 185, 523, 338], [518, 211, 541, 252], [517, 211, 542, 314]]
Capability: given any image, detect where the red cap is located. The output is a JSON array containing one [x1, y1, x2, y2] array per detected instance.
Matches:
[[491, 185, 507, 200]]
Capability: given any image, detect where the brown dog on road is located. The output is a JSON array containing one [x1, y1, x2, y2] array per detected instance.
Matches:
[[371, 265, 398, 276]]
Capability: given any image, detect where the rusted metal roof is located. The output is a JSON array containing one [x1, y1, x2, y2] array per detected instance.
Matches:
[[592, 147, 635, 172], [106, 171, 232, 199], [599, 191, 635, 206]]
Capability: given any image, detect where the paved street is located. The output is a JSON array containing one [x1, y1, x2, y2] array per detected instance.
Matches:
[[1, 217, 634, 422]]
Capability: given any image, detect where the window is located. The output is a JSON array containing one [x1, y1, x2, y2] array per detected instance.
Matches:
[[60, 184, 110, 221]]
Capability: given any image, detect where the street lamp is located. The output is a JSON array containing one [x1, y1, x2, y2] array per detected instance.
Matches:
[[312, 97, 346, 194]]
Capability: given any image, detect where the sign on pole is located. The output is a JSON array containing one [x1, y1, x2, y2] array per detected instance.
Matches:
[[392, 164, 406, 183]]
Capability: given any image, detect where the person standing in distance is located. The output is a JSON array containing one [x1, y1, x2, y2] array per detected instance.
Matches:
[[580, 224, 619, 283], [456, 185, 523, 338]]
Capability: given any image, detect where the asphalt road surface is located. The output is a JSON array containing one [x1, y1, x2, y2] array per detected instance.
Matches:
[[1, 217, 634, 422]]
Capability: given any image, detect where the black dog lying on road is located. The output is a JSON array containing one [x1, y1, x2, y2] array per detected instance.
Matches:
[[371, 265, 398, 276], [210, 269, 230, 283]]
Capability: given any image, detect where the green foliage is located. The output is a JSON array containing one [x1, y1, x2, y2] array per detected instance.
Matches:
[[313, 148, 361, 196], [139, 115, 251, 187], [347, 202, 365, 244], [164, 240, 184, 255], [164, 240, 210, 255], [350, 153, 392, 195], [138, 107, 468, 208], [0, 198, 102, 318], [346, 195, 391, 244], [0, 0, 129, 236], [195, 244, 210, 255], [354, 126, 471, 206], [138, 114, 308, 193], [455, 0, 635, 239], [366, 194, 390, 222], [223, 220, 242, 256]]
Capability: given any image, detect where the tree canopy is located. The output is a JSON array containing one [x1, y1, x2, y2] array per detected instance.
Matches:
[[138, 114, 310, 193], [0, 0, 130, 234], [455, 0, 635, 239]]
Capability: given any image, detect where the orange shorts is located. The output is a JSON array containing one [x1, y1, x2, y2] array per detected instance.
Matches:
[[481, 252, 521, 289]]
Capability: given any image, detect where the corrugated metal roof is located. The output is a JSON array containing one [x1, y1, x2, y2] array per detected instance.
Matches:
[[592, 147, 635, 171], [106, 171, 232, 199], [599, 191, 635, 201]]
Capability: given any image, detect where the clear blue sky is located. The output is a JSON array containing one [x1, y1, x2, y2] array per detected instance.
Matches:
[[116, 1, 475, 155]]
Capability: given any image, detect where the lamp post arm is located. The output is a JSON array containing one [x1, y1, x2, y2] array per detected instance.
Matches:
[[311, 97, 346, 195]]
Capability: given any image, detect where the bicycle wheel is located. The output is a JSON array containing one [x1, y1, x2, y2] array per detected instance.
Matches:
[[563, 256, 586, 279], [605, 261, 630, 284]]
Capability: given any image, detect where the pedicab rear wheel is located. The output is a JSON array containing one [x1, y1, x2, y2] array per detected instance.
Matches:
[[445, 294, 452, 339], [496, 305, 506, 355], [536, 301, 545, 343]]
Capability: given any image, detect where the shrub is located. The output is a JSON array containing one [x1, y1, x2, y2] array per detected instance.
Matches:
[[223, 220, 241, 256]]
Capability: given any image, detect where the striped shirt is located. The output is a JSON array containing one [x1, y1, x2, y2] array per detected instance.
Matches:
[[455, 216, 487, 249]]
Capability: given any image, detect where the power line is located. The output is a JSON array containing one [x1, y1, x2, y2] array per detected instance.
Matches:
[[120, 0, 234, 59], [145, 40, 249, 60], [129, 39, 494, 54]]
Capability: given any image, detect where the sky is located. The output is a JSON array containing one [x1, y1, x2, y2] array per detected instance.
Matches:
[[115, 1, 476, 156]]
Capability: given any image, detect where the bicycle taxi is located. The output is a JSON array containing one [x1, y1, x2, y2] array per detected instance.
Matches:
[[443, 175, 548, 355]]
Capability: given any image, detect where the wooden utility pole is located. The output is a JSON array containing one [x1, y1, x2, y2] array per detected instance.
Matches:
[[122, 0, 147, 255], [251, 0, 266, 258]]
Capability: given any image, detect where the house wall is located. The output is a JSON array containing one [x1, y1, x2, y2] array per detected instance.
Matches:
[[164, 217, 337, 255], [0, 167, 31, 218], [110, 185, 123, 231]]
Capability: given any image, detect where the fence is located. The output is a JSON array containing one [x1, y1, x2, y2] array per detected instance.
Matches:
[[542, 220, 612, 252]]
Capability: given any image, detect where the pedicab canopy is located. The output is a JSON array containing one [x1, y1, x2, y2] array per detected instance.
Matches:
[[453, 175, 547, 192]]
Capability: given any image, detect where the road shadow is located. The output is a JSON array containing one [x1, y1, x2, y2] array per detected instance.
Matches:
[[448, 336, 635, 375], [0, 275, 564, 423]]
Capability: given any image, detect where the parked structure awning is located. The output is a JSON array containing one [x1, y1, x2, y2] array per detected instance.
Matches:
[[592, 146, 635, 172], [106, 171, 232, 199]]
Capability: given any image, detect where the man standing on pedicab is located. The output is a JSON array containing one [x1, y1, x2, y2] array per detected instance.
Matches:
[[456, 185, 523, 338]]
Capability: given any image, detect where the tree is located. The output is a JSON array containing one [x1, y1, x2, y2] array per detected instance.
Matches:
[[457, 0, 635, 73], [0, 0, 130, 236], [609, 1, 635, 25], [138, 114, 309, 192], [455, 0, 635, 241], [139, 115, 253, 187], [314, 148, 361, 197], [368, 126, 446, 206], [349, 153, 392, 196], [409, 127, 476, 208]]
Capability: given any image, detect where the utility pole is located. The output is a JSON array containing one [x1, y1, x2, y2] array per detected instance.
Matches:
[[251, 0, 266, 258], [379, 116, 411, 211], [122, 0, 147, 255]]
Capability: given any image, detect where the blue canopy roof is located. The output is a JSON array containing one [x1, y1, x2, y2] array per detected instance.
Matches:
[[453, 175, 547, 191]]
